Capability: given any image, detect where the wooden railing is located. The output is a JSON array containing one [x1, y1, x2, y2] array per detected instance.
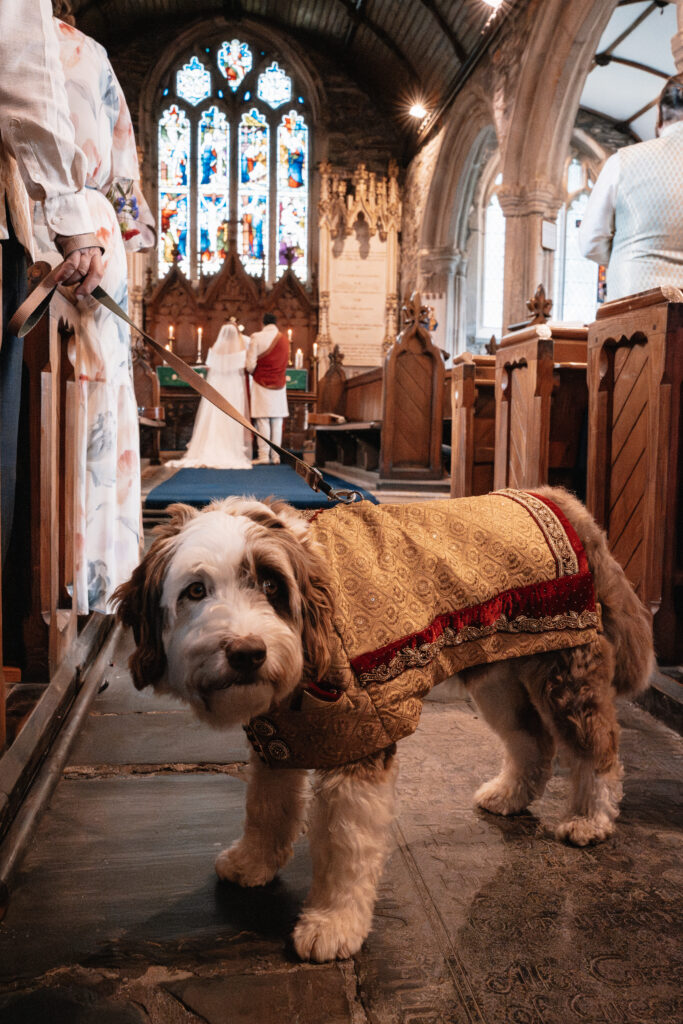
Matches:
[[1, 264, 86, 749]]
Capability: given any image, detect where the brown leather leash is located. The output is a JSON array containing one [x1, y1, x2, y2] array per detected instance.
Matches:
[[9, 263, 362, 505]]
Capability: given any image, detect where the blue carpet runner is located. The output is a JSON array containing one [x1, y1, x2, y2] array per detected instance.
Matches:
[[144, 465, 378, 511]]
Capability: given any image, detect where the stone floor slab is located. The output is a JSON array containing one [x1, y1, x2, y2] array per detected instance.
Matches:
[[0, 618, 681, 1024]]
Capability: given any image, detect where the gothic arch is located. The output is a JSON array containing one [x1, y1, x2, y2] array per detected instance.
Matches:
[[417, 89, 497, 355], [498, 0, 617, 325]]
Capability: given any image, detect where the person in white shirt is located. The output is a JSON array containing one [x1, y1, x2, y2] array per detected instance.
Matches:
[[578, 74, 683, 301]]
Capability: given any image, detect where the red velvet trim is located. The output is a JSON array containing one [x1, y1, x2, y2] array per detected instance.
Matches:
[[527, 491, 590, 575], [350, 569, 597, 678], [305, 681, 342, 702]]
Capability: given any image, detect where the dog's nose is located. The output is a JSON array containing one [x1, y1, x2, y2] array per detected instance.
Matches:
[[225, 638, 267, 673]]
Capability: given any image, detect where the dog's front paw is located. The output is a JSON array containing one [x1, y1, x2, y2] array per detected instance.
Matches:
[[215, 838, 288, 887], [556, 815, 614, 847], [474, 775, 531, 816], [293, 908, 369, 962]]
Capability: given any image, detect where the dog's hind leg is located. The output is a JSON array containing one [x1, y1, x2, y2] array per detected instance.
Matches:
[[528, 637, 623, 847], [293, 746, 398, 962], [215, 751, 309, 886], [468, 661, 556, 816]]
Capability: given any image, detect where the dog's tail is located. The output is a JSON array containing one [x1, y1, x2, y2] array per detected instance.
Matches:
[[534, 487, 654, 697]]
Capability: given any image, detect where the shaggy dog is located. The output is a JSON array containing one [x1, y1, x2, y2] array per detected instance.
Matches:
[[113, 487, 653, 963]]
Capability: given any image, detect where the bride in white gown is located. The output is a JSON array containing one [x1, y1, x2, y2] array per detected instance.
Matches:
[[169, 323, 253, 469]]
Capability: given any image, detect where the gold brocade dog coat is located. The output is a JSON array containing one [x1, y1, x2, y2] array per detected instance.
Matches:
[[244, 490, 601, 769]]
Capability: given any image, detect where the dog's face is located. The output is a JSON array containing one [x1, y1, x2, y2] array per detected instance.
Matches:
[[112, 499, 334, 728]]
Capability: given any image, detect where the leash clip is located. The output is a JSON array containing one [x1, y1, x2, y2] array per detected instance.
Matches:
[[327, 488, 363, 505]]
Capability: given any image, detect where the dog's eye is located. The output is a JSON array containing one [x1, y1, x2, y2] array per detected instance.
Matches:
[[184, 581, 206, 601], [261, 577, 278, 597]]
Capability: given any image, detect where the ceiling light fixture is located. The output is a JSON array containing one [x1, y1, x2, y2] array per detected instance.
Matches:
[[482, 0, 503, 8], [409, 102, 427, 119]]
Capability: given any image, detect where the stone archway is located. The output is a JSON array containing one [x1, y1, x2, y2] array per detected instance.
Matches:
[[497, 0, 617, 326], [415, 88, 497, 356]]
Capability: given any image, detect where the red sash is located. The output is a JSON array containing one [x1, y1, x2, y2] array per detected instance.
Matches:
[[253, 331, 289, 389]]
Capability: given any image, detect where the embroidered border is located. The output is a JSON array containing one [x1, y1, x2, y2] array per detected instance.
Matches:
[[496, 490, 580, 576], [356, 608, 599, 686], [351, 568, 597, 685]]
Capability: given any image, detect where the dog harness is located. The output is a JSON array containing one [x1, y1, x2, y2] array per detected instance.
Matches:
[[244, 490, 601, 770]]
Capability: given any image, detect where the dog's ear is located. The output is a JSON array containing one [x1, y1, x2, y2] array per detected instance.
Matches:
[[111, 532, 179, 690], [285, 532, 335, 684], [153, 502, 199, 539]]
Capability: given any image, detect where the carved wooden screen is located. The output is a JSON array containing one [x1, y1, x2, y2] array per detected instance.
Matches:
[[586, 289, 683, 664], [380, 297, 444, 481]]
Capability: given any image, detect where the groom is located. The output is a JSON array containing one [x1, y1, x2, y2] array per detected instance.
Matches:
[[246, 313, 290, 464]]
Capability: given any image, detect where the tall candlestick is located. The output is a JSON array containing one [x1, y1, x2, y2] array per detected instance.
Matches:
[[295, 347, 303, 369], [196, 326, 203, 364]]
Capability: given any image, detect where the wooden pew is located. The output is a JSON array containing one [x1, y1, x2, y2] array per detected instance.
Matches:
[[450, 354, 496, 498], [586, 286, 683, 664], [315, 295, 445, 483], [133, 343, 165, 465], [19, 266, 86, 678], [494, 320, 588, 496]]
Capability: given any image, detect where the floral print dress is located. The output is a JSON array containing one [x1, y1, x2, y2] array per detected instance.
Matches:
[[34, 19, 154, 613]]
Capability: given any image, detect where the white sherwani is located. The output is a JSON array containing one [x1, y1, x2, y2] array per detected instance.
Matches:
[[578, 121, 683, 300], [246, 324, 290, 418]]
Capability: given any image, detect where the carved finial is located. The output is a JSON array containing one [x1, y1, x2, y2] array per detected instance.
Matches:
[[485, 334, 498, 355], [329, 343, 344, 367], [401, 291, 430, 328], [526, 284, 553, 324], [282, 244, 296, 270]]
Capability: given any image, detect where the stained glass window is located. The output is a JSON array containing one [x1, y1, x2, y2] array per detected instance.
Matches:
[[176, 56, 211, 106], [276, 111, 307, 281], [217, 39, 252, 92], [157, 42, 309, 283], [238, 108, 269, 276], [158, 105, 190, 276], [257, 62, 292, 109], [197, 106, 229, 275]]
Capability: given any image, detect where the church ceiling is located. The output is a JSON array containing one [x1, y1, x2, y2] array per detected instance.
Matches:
[[69, 0, 508, 137]]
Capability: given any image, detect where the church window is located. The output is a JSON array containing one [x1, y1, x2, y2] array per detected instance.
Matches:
[[552, 156, 599, 323], [157, 39, 309, 283], [197, 106, 230, 275], [217, 39, 253, 92], [176, 56, 211, 107], [238, 108, 270, 277], [276, 111, 308, 279], [480, 174, 506, 340], [257, 62, 292, 109], [158, 104, 191, 277]]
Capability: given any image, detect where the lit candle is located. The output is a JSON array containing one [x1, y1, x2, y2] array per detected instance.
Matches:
[[287, 328, 293, 342], [196, 326, 203, 363], [295, 348, 303, 369], [313, 342, 318, 359], [168, 324, 174, 341]]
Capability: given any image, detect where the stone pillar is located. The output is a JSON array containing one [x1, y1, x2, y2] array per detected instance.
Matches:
[[672, 0, 683, 72], [497, 183, 563, 330], [418, 245, 464, 357], [126, 251, 147, 328]]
